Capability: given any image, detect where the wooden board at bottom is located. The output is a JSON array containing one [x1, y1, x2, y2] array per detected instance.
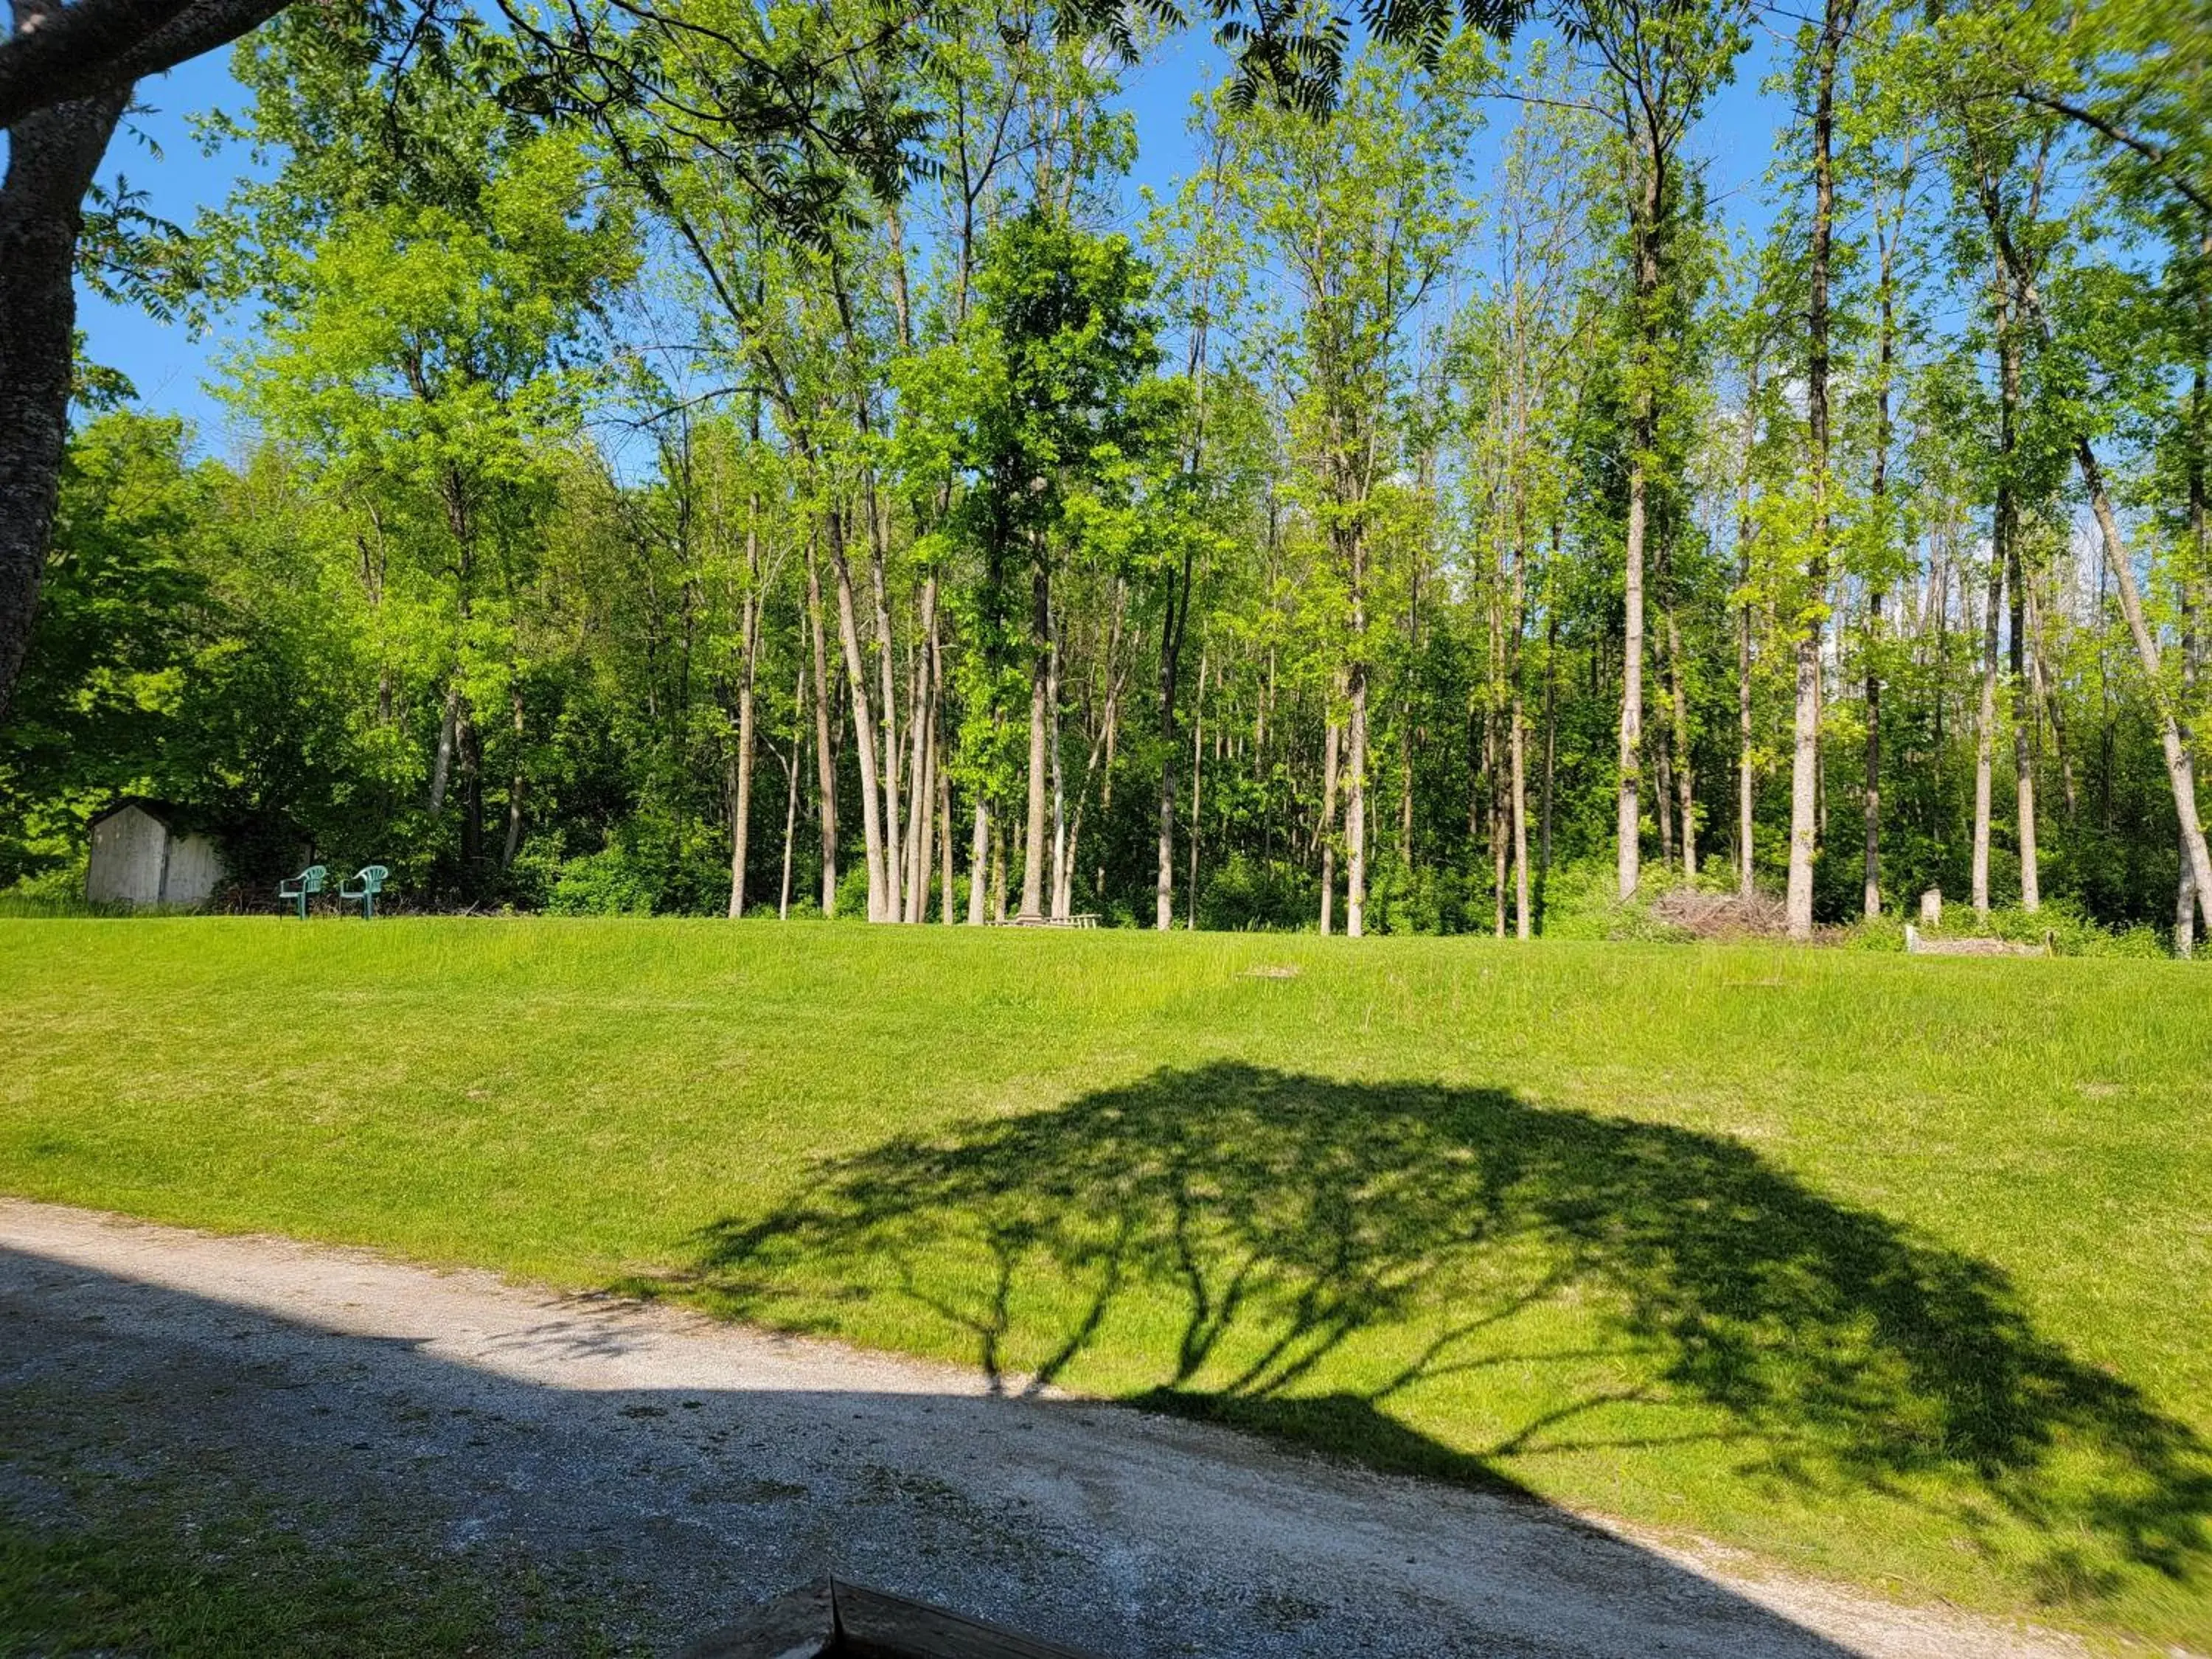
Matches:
[[680, 1576, 1106, 1659]]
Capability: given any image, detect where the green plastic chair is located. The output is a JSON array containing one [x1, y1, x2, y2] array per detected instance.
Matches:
[[278, 864, 327, 919], [340, 865, 390, 919]]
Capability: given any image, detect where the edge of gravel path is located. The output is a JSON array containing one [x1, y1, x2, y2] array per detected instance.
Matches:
[[0, 1197, 2146, 1659]]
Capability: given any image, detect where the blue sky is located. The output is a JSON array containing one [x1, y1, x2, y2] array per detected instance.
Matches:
[[77, 52, 258, 429], [75, 15, 1796, 445]]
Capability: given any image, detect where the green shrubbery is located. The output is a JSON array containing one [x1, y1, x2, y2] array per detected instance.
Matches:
[[1195, 853, 1314, 932], [0, 864, 109, 919], [542, 846, 661, 917], [1536, 858, 1699, 942], [1843, 894, 2169, 957]]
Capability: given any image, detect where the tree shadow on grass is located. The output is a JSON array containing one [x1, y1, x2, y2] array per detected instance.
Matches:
[[669, 1062, 2210, 1618]]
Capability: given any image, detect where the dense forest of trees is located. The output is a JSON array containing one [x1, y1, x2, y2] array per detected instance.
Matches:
[[4, 0, 2209, 947]]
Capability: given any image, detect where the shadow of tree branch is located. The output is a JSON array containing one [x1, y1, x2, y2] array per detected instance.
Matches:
[[661, 1062, 2210, 1610]]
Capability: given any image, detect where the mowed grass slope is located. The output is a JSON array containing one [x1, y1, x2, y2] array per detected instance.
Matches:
[[3, 918, 2208, 1649]]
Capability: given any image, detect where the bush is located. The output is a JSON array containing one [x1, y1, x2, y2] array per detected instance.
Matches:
[[0, 862, 110, 918], [1810, 844, 1867, 925], [1196, 853, 1313, 932], [545, 845, 662, 916], [1838, 894, 2171, 959], [504, 833, 566, 912], [1987, 897, 2166, 958], [833, 862, 872, 921], [1364, 860, 1475, 935], [1537, 858, 1695, 942]]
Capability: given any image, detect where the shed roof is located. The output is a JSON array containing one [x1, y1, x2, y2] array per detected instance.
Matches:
[[88, 798, 220, 837]]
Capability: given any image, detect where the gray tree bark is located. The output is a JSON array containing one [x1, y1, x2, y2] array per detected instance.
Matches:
[[804, 542, 838, 916], [1973, 552, 2001, 917], [1319, 689, 1342, 936], [1737, 357, 1760, 900], [0, 61, 128, 723], [1617, 125, 1662, 905], [1019, 553, 1049, 922], [0, 0, 284, 131], [1787, 0, 1851, 940]]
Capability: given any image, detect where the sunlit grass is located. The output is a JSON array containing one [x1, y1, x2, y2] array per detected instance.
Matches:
[[3, 917, 2208, 1649]]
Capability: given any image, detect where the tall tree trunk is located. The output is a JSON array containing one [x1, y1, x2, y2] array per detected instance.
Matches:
[[921, 589, 945, 922], [1189, 647, 1206, 930], [1998, 303, 2039, 913], [1510, 514, 1531, 940], [1346, 525, 1370, 938], [1540, 607, 1558, 925], [2028, 596, 2080, 827], [0, 60, 127, 722], [1346, 664, 1368, 939], [938, 717, 956, 926], [990, 814, 1007, 922], [967, 801, 990, 925], [1737, 355, 1761, 898], [827, 508, 888, 920], [1788, 0, 1848, 940], [2180, 827, 2198, 957], [502, 678, 526, 870], [866, 483, 902, 925], [1617, 123, 1664, 904], [776, 747, 798, 921], [1063, 801, 1084, 919], [1983, 163, 2212, 930], [908, 645, 933, 924], [1487, 537, 1508, 935], [902, 577, 939, 924], [2008, 557, 2039, 912], [460, 715, 484, 870], [1319, 698, 1342, 936], [1666, 601, 1694, 877], [2177, 333, 2205, 950], [1155, 543, 1194, 931], [1020, 552, 1050, 922], [1863, 612, 1883, 916], [827, 241, 902, 925], [1096, 587, 1124, 900], [1621, 448, 1649, 903], [1973, 551, 2002, 917], [780, 653, 804, 922], [429, 467, 479, 820], [805, 540, 839, 916], [1400, 566, 1419, 868], [727, 557, 761, 919], [1815, 616, 1827, 846], [2081, 442, 2212, 931], [1152, 221, 1217, 932], [430, 684, 462, 812], [1863, 208, 1896, 918], [1492, 706, 1508, 938], [1048, 599, 1068, 920]]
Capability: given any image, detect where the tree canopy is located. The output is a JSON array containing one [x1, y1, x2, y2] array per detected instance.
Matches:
[[5, 0, 2208, 951]]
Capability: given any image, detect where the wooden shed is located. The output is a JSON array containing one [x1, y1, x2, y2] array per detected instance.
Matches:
[[86, 800, 225, 908]]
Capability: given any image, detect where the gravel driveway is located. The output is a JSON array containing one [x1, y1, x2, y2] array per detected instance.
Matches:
[[0, 1200, 2088, 1658]]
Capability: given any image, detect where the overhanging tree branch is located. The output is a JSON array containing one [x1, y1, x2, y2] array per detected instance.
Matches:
[[2009, 84, 2212, 223], [0, 0, 288, 128]]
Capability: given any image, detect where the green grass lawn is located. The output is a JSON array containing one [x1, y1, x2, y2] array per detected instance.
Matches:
[[3, 918, 2209, 1650]]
